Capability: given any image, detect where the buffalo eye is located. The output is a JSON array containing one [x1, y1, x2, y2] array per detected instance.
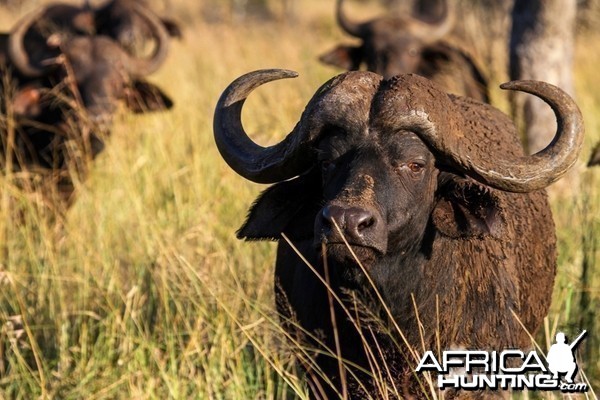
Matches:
[[407, 161, 425, 173], [408, 48, 419, 57]]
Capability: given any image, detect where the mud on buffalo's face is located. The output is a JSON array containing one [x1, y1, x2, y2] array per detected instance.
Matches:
[[312, 127, 439, 265], [213, 70, 583, 268]]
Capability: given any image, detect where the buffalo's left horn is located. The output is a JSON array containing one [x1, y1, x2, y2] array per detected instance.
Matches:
[[383, 76, 583, 193], [480, 80, 584, 191], [213, 69, 315, 184], [8, 7, 50, 78]]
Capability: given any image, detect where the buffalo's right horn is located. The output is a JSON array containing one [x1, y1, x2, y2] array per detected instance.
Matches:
[[214, 69, 382, 184]]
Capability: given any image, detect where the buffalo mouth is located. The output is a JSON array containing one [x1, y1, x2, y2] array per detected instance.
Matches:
[[315, 238, 384, 266]]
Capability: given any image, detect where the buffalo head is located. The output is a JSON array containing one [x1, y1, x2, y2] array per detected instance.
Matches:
[[214, 71, 583, 398], [320, 0, 489, 102], [215, 71, 582, 262], [7, 3, 172, 123], [320, 0, 455, 79], [1, 2, 173, 202]]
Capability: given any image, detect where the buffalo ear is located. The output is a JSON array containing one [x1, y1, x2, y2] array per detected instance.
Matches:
[[318, 44, 363, 70], [432, 174, 505, 238], [237, 169, 321, 241], [124, 80, 173, 113]]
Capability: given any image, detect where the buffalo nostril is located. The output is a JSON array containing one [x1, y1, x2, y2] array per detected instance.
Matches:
[[319, 205, 379, 243], [347, 208, 375, 237], [356, 214, 375, 231]]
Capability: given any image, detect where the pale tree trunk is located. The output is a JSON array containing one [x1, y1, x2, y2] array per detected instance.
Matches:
[[509, 0, 577, 154]]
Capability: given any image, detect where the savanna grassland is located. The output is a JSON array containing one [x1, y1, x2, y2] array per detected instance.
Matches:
[[0, 0, 598, 398]]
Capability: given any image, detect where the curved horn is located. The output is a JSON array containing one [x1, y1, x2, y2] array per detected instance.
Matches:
[[215, 69, 383, 184], [213, 69, 314, 184], [8, 8, 49, 78], [480, 80, 584, 191], [380, 76, 584, 193], [122, 4, 170, 76], [412, 0, 455, 43], [336, 0, 364, 38]]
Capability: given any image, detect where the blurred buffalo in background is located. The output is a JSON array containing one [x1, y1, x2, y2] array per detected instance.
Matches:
[[0, 1, 177, 211], [319, 0, 489, 102]]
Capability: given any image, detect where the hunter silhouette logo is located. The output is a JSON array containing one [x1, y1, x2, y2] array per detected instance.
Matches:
[[546, 330, 587, 383], [415, 329, 590, 393]]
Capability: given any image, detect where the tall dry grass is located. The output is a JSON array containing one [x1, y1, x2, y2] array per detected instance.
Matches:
[[0, 0, 598, 398]]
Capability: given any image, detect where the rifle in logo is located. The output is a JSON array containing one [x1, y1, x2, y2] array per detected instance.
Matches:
[[546, 330, 587, 384]]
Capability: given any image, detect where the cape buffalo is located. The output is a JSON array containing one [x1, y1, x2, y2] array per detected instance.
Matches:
[[0, 0, 180, 74], [1, 4, 173, 209], [7, 2, 171, 127], [214, 70, 584, 398], [320, 0, 489, 102]]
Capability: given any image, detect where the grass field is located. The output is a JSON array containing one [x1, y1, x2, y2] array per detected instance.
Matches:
[[0, 0, 598, 398]]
